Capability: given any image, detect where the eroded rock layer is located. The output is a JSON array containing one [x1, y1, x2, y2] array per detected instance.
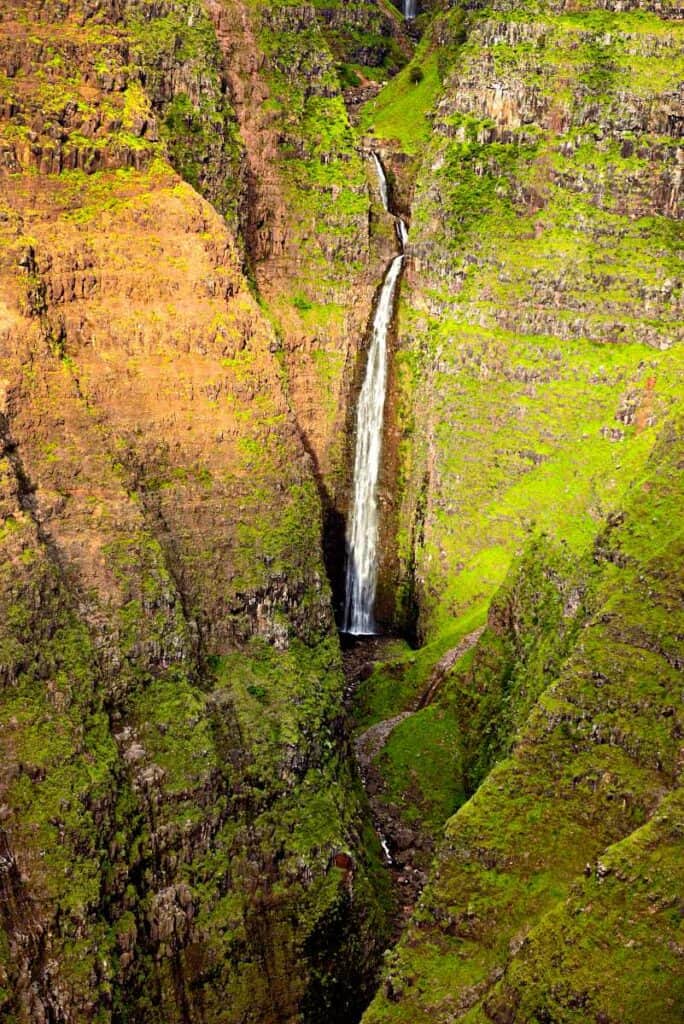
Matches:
[[0, 3, 390, 1021]]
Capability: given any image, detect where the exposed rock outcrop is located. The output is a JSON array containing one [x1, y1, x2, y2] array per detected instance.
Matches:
[[0, 3, 390, 1021]]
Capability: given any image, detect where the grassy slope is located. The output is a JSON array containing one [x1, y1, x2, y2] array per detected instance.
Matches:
[[364, 413, 683, 1021], [482, 785, 684, 1023]]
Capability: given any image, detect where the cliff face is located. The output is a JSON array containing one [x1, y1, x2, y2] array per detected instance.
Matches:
[[0, 3, 389, 1021], [202, 0, 413, 618], [355, 0, 684, 1018], [1, 0, 682, 1021], [207, 0, 397, 469], [364, 417, 684, 1023], [363, 0, 682, 637]]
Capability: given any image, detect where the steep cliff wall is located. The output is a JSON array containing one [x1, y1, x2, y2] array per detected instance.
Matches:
[[0, 3, 389, 1020], [362, 0, 683, 638], [201, 0, 413, 619], [207, 0, 383, 489], [355, 2, 683, 1018]]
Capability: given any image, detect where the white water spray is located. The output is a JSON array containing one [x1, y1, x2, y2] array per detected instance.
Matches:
[[344, 155, 409, 635], [403, 0, 417, 20]]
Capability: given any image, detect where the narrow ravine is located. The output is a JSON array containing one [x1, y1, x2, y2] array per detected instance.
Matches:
[[350, 628, 485, 936], [344, 153, 408, 635]]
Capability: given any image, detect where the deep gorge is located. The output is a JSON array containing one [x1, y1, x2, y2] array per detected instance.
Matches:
[[0, 1, 682, 1023]]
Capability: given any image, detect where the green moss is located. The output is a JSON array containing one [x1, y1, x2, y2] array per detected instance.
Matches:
[[376, 705, 466, 839], [126, 2, 242, 224], [364, 417, 684, 1022], [440, 535, 595, 792], [359, 43, 443, 155], [484, 788, 684, 1023], [352, 604, 486, 730]]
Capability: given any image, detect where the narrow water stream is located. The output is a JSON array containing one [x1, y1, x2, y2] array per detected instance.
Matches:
[[343, 154, 408, 635]]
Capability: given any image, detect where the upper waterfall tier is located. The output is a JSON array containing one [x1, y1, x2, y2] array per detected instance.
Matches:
[[371, 151, 409, 254]]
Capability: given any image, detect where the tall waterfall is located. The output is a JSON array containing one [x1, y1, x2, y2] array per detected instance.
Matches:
[[403, 0, 417, 20], [344, 155, 408, 635]]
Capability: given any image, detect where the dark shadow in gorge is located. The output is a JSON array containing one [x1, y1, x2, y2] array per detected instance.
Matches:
[[295, 423, 348, 626]]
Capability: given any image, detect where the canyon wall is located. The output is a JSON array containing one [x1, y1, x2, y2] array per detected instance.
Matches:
[[363, 418, 684, 1022], [363, 0, 682, 636], [0, 0, 682, 1021], [357, 0, 683, 1019], [0, 2, 392, 1020]]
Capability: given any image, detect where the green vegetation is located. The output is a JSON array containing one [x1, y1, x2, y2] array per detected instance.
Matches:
[[377, 705, 466, 839], [126, 1, 243, 226], [1, 0, 682, 1022], [310, 0, 409, 81], [486, 786, 684, 1022], [353, 604, 486, 730], [365, 417, 684, 1022], [358, 7, 471, 154], [359, 42, 443, 154]]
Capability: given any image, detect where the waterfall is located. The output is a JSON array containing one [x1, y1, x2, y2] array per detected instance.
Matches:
[[344, 155, 409, 635], [403, 0, 417, 20]]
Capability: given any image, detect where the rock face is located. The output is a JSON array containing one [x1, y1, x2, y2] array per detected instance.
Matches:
[[0, 2, 390, 1021], [356, 0, 684, 1017], [0, 0, 682, 1021], [204, 0, 407, 619], [362, 0, 684, 636]]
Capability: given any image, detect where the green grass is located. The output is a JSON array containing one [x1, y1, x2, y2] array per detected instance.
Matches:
[[377, 705, 467, 839], [358, 44, 442, 154], [352, 603, 487, 731]]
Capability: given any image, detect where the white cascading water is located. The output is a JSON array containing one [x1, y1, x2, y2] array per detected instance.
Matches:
[[344, 154, 408, 635], [403, 0, 417, 20]]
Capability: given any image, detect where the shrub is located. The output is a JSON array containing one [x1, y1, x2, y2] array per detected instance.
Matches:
[[338, 64, 361, 88]]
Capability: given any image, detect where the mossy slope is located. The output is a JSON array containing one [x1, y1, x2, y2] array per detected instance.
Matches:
[[363, 418, 683, 1022]]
